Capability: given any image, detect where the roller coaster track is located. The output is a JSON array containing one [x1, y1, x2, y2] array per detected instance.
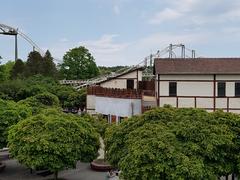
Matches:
[[0, 23, 62, 62], [72, 44, 198, 89], [0, 24, 198, 89]]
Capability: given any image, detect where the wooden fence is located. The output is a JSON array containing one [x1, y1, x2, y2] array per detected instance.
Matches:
[[87, 86, 142, 99]]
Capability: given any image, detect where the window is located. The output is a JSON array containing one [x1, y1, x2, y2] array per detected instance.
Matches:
[[119, 117, 125, 123], [169, 82, 177, 97], [235, 82, 240, 96], [217, 82, 226, 97], [127, 79, 134, 89]]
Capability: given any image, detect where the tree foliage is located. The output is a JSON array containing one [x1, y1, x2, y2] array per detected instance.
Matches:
[[105, 107, 240, 180], [42, 50, 57, 77], [10, 59, 25, 79], [63, 88, 86, 110], [98, 66, 129, 76], [18, 92, 60, 114], [25, 51, 43, 77], [81, 114, 109, 137], [0, 75, 86, 110], [0, 61, 14, 82], [18, 50, 57, 78], [0, 99, 31, 148], [0, 79, 25, 101], [60, 46, 99, 80], [8, 109, 100, 179]]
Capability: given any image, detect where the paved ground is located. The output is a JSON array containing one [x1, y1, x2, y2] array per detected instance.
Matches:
[[0, 150, 10, 161], [0, 138, 107, 180], [0, 159, 106, 180]]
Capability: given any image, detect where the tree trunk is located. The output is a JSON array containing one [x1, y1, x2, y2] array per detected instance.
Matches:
[[54, 171, 58, 180]]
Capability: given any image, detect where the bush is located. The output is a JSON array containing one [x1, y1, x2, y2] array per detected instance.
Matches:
[[0, 99, 31, 148], [81, 114, 109, 137], [18, 92, 60, 114], [8, 109, 100, 180], [105, 107, 237, 179]]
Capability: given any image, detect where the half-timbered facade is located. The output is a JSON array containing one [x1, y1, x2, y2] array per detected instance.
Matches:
[[154, 58, 240, 113]]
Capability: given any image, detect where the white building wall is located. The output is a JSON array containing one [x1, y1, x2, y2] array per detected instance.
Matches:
[[229, 99, 240, 108], [95, 96, 142, 117], [86, 95, 96, 114], [159, 81, 169, 96], [156, 74, 240, 113], [99, 70, 142, 89], [216, 75, 240, 80], [178, 98, 195, 108], [196, 98, 213, 108], [216, 98, 227, 109], [160, 74, 213, 80], [160, 97, 176, 107], [226, 82, 235, 96], [100, 79, 128, 89], [178, 82, 213, 96]]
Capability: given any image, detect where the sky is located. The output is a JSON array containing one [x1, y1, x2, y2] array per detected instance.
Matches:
[[1, 0, 240, 66]]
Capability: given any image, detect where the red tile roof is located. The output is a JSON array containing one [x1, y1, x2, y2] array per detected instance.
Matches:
[[154, 58, 240, 74]]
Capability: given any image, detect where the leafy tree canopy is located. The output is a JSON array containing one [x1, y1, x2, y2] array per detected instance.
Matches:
[[42, 50, 57, 78], [18, 92, 60, 114], [63, 88, 86, 110], [8, 109, 100, 179], [0, 75, 86, 110], [0, 61, 14, 82], [10, 59, 25, 79], [81, 114, 109, 137], [0, 99, 31, 148], [98, 66, 129, 76], [105, 107, 239, 180], [24, 50, 57, 78], [60, 46, 99, 80]]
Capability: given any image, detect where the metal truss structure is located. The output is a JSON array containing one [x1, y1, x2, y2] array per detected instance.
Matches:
[[73, 44, 198, 89], [0, 24, 198, 89], [0, 23, 60, 62]]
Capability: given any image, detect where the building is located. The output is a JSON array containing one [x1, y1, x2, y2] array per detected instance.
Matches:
[[86, 67, 153, 123], [87, 57, 240, 123], [154, 58, 240, 113]]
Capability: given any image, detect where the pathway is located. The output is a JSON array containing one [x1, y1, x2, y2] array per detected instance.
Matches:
[[0, 159, 106, 180]]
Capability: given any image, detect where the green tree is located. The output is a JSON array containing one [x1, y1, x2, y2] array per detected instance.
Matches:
[[0, 75, 54, 101], [0, 64, 6, 82], [18, 92, 60, 114], [8, 109, 100, 180], [10, 59, 25, 79], [53, 85, 76, 106], [211, 110, 240, 176], [98, 66, 129, 76], [0, 61, 14, 82], [25, 51, 43, 77], [42, 50, 57, 77], [64, 88, 86, 110], [0, 74, 85, 109], [0, 99, 31, 148], [60, 46, 99, 80], [82, 114, 109, 137], [105, 107, 236, 179], [0, 79, 25, 100]]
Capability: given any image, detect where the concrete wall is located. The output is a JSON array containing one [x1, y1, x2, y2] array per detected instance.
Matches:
[[95, 96, 142, 117], [156, 74, 240, 113], [86, 95, 96, 114], [99, 70, 142, 89]]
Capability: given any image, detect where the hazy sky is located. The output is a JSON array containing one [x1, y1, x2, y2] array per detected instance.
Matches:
[[1, 0, 240, 66]]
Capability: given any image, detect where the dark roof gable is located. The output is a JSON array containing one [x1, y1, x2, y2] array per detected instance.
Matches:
[[154, 58, 240, 75]]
